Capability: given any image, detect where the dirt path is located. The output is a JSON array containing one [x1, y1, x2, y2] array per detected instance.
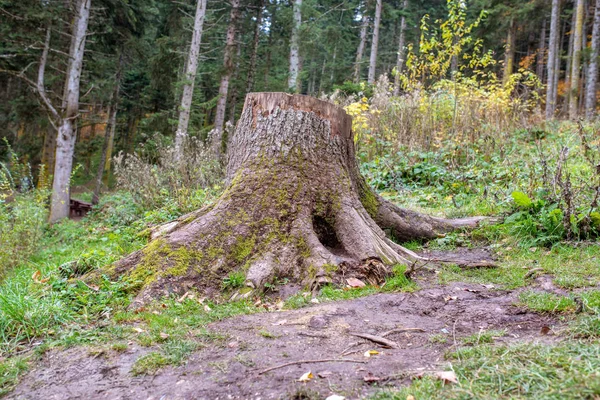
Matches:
[[8, 281, 557, 400]]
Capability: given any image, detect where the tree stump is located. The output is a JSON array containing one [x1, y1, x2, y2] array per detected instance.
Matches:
[[114, 93, 486, 306]]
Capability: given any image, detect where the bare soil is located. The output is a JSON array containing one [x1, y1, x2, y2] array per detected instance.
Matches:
[[8, 278, 559, 400]]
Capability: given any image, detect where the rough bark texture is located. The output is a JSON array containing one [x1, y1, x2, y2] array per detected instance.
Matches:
[[49, 0, 91, 223], [503, 18, 516, 84], [353, 0, 370, 83], [288, 0, 302, 91], [536, 18, 546, 82], [174, 0, 207, 159], [213, 0, 241, 157], [569, 0, 584, 119], [393, 0, 408, 96], [585, 0, 600, 118], [545, 0, 561, 119], [367, 0, 382, 84], [113, 93, 486, 308], [246, 0, 264, 95]]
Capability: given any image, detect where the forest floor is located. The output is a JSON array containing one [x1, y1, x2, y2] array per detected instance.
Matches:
[[5, 241, 600, 399]]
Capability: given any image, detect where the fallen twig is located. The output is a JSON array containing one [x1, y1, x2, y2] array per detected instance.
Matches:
[[525, 267, 544, 279], [380, 327, 426, 337], [258, 358, 367, 375], [347, 332, 398, 349], [297, 331, 329, 339]]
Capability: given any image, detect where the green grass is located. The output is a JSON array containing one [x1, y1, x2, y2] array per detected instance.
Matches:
[[461, 329, 506, 346], [373, 342, 600, 399], [0, 357, 28, 396]]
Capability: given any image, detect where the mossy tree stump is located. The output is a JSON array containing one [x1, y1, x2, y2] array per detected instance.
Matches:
[[115, 93, 486, 306]]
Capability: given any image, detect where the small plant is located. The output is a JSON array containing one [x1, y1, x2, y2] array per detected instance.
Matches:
[[428, 334, 448, 344], [130, 352, 170, 376], [461, 329, 506, 346], [221, 271, 245, 290], [258, 329, 277, 339]]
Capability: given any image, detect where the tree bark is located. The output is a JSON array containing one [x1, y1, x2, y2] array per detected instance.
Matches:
[[49, 0, 91, 223], [246, 0, 264, 94], [114, 93, 488, 307], [353, 0, 371, 83], [585, 0, 600, 118], [545, 0, 561, 119], [569, 0, 585, 119], [213, 0, 241, 159], [393, 0, 408, 96], [367, 0, 382, 84], [537, 18, 547, 82], [288, 0, 302, 91], [92, 56, 123, 205], [503, 18, 516, 85], [174, 0, 208, 160]]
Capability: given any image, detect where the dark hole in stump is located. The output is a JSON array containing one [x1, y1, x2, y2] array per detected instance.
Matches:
[[312, 215, 342, 251]]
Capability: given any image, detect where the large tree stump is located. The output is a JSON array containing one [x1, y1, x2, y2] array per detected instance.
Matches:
[[114, 93, 486, 306]]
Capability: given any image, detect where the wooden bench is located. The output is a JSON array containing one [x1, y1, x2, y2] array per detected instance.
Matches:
[[70, 199, 93, 217]]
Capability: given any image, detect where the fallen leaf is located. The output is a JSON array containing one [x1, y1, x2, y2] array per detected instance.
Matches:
[[310, 298, 320, 304], [364, 350, 380, 358], [406, 396, 415, 400], [254, 299, 262, 307], [227, 341, 238, 348], [132, 327, 144, 333], [346, 278, 366, 288], [434, 370, 458, 384], [482, 284, 495, 289], [204, 304, 212, 312], [31, 270, 42, 283], [159, 332, 169, 340], [325, 395, 345, 400], [540, 326, 551, 335], [297, 371, 314, 382], [443, 296, 458, 302]]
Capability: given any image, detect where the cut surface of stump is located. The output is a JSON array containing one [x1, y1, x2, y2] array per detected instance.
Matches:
[[113, 93, 487, 306]]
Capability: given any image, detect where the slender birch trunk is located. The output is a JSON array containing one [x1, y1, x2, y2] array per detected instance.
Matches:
[[537, 19, 547, 81], [503, 18, 516, 85], [49, 0, 91, 223], [367, 0, 382, 84], [585, 0, 600, 118], [393, 0, 408, 96], [174, 0, 207, 160], [92, 55, 123, 205], [569, 0, 585, 119], [545, 0, 561, 119], [246, 0, 264, 94], [288, 0, 302, 91], [213, 0, 241, 158], [353, 0, 370, 83]]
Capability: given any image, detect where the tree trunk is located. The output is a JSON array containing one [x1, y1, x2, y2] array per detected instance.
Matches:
[[393, 0, 408, 96], [174, 0, 208, 160], [49, 0, 91, 223], [92, 57, 122, 205], [545, 0, 561, 119], [503, 18, 516, 85], [246, 0, 264, 94], [585, 0, 600, 118], [569, 0, 585, 119], [367, 0, 382, 84], [288, 0, 302, 91], [537, 19, 547, 82], [264, 2, 277, 88], [353, 0, 370, 83], [213, 0, 241, 158], [114, 93, 487, 307]]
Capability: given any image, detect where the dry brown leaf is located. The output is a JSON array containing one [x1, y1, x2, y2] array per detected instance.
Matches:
[[297, 371, 314, 382], [346, 278, 366, 288], [31, 270, 42, 283], [159, 332, 169, 340], [363, 374, 381, 383], [434, 370, 458, 384], [540, 326, 551, 335]]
